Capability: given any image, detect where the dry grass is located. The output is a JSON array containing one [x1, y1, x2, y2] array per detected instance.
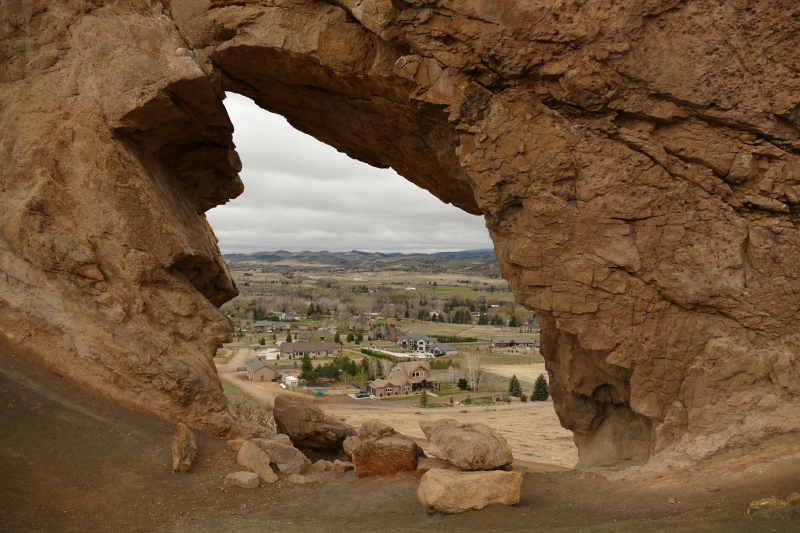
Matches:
[[483, 364, 549, 386]]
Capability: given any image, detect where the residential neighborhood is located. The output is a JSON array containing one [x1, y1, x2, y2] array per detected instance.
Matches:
[[280, 341, 343, 359]]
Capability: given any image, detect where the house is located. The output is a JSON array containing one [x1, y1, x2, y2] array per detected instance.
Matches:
[[368, 361, 438, 398], [246, 360, 276, 382], [396, 333, 458, 357], [296, 330, 332, 342], [374, 325, 403, 341], [521, 320, 541, 333], [491, 337, 539, 348], [280, 341, 343, 359]]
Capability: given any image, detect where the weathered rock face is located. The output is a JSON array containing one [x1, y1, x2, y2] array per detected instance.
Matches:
[[273, 395, 355, 451], [172, 422, 198, 472], [420, 419, 513, 471], [3, 0, 800, 477], [350, 421, 425, 477]]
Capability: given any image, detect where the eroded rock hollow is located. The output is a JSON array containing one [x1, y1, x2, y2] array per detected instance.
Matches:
[[2, 0, 799, 476]]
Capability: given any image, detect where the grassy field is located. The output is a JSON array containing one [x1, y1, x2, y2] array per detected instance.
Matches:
[[221, 378, 271, 410]]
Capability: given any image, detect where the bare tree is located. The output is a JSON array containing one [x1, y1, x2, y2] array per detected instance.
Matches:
[[447, 365, 458, 384], [369, 358, 380, 380], [381, 359, 392, 378], [464, 352, 483, 391]]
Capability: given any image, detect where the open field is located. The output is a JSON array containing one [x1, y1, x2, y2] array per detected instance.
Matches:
[[484, 364, 550, 387]]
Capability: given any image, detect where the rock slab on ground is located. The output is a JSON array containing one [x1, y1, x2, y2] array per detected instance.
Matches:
[[419, 419, 512, 471], [224, 471, 260, 489], [350, 421, 425, 478], [236, 441, 278, 484], [252, 438, 306, 475], [418, 470, 523, 514], [172, 422, 198, 473], [273, 395, 355, 451], [333, 460, 354, 473]]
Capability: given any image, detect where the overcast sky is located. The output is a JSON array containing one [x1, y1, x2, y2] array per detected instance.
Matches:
[[205, 93, 493, 255]]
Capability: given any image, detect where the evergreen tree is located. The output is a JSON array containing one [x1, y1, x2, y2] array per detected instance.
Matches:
[[308, 304, 315, 317], [457, 378, 469, 390], [347, 332, 354, 343], [420, 389, 428, 407], [417, 309, 425, 320], [258, 337, 266, 346], [286, 333, 292, 343], [334, 332, 341, 344], [272, 333, 277, 341], [508, 374, 522, 397], [404, 308, 410, 318], [533, 374, 550, 401], [300, 354, 314, 381], [508, 315, 519, 327], [315, 304, 323, 315], [356, 332, 364, 344]]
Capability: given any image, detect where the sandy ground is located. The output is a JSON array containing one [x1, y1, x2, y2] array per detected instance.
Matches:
[[3, 344, 800, 533], [216, 347, 252, 373]]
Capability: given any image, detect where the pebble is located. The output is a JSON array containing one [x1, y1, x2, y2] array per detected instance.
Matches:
[[668, 498, 675, 504]]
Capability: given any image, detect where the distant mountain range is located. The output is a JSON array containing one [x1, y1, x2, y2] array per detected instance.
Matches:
[[222, 248, 498, 267]]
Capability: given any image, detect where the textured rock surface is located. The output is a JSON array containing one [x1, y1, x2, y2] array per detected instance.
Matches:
[[223, 471, 260, 489], [273, 395, 355, 451], [418, 470, 522, 513], [252, 438, 307, 475], [350, 421, 425, 478], [3, 0, 800, 477], [171, 422, 198, 472], [416, 457, 461, 473], [420, 419, 512, 471], [236, 441, 278, 484]]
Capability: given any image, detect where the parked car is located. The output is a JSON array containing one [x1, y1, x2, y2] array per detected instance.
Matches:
[[354, 390, 371, 398]]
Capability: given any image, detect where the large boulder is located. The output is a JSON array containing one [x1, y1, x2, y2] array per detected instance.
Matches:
[[252, 438, 307, 475], [171, 422, 198, 473], [350, 421, 425, 478], [418, 470, 523, 514], [273, 395, 355, 451], [236, 441, 278, 484], [226, 420, 276, 441], [419, 419, 512, 471]]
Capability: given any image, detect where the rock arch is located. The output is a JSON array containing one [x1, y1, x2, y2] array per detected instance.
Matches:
[[2, 0, 799, 477]]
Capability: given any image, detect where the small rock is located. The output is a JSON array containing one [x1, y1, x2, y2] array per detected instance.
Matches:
[[417, 457, 460, 473], [333, 459, 354, 473], [708, 486, 719, 493], [418, 469, 522, 513], [747, 497, 789, 514], [237, 441, 278, 484], [224, 471, 260, 489], [787, 492, 800, 505], [172, 422, 198, 473], [308, 460, 335, 472], [288, 474, 316, 484], [668, 498, 675, 505], [252, 439, 307, 475], [227, 439, 245, 452]]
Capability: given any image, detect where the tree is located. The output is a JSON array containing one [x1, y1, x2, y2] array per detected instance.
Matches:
[[300, 355, 314, 381], [420, 389, 428, 407], [272, 333, 277, 341], [286, 333, 292, 343], [404, 308, 410, 318], [258, 337, 266, 346], [533, 374, 550, 401], [457, 378, 469, 390], [508, 374, 522, 397], [368, 358, 380, 380], [347, 332, 355, 343], [508, 315, 519, 328], [334, 332, 341, 344], [464, 353, 484, 391], [308, 304, 315, 317], [315, 304, 323, 315], [356, 332, 364, 344]]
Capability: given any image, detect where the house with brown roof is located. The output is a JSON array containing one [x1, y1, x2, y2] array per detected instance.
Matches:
[[374, 325, 403, 342], [280, 341, 342, 359], [367, 361, 437, 398], [246, 360, 276, 382]]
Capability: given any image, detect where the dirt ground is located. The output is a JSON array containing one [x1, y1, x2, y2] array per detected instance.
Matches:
[[2, 345, 800, 533]]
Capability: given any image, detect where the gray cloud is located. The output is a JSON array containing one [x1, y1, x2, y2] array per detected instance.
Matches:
[[206, 93, 493, 254]]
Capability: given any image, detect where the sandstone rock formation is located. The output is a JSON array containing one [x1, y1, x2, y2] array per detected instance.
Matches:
[[236, 441, 278, 484], [420, 419, 512, 471], [418, 470, 522, 514], [349, 421, 425, 478], [3, 0, 800, 477], [273, 395, 355, 451], [172, 422, 198, 473]]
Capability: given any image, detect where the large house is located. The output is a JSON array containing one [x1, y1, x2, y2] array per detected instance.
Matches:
[[296, 330, 334, 342], [246, 360, 276, 382], [491, 337, 539, 348], [396, 333, 457, 357], [374, 325, 403, 342], [521, 320, 541, 333], [280, 341, 342, 359], [368, 361, 438, 398]]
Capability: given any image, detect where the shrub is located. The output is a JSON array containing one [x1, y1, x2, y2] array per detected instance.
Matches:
[[508, 374, 522, 397], [457, 378, 469, 390], [498, 391, 510, 402], [520, 393, 528, 402], [533, 374, 550, 401]]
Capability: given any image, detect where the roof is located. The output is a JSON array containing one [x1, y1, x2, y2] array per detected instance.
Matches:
[[491, 337, 536, 344], [246, 360, 274, 372], [280, 341, 342, 353], [432, 342, 456, 352], [398, 333, 436, 342]]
